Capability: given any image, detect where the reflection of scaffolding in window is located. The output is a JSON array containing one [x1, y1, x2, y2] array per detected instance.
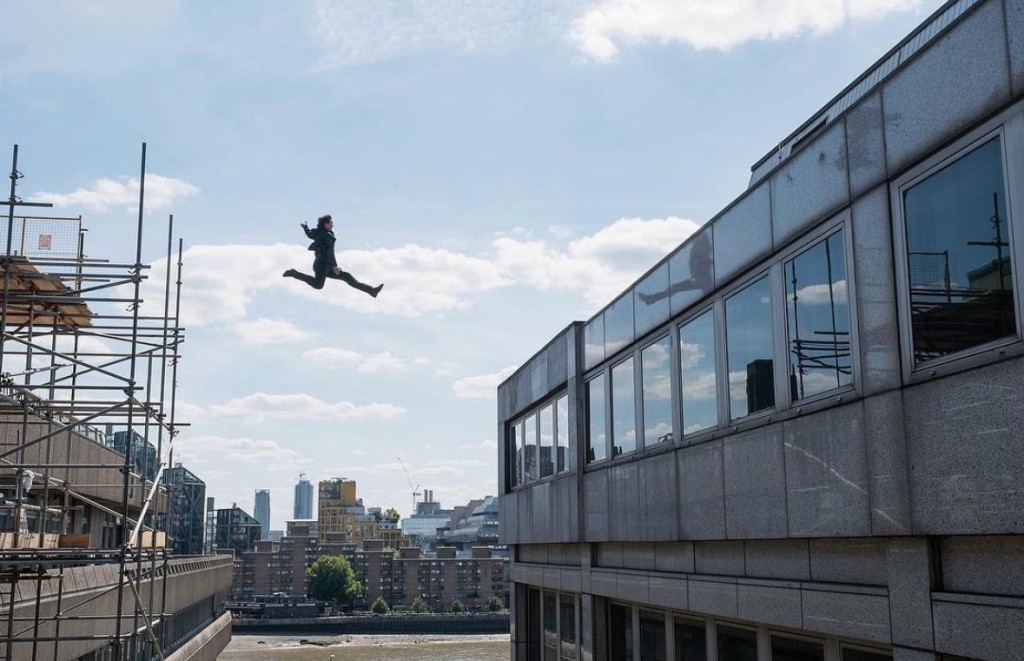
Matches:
[[0, 143, 190, 660]]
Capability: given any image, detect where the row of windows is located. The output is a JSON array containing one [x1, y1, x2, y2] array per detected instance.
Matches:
[[526, 589, 578, 661], [510, 393, 572, 488]]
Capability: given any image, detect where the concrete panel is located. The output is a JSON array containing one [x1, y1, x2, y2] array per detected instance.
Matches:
[[904, 358, 1024, 534], [616, 572, 650, 604], [516, 370, 531, 417], [744, 540, 811, 581], [634, 262, 671, 338], [809, 538, 888, 586], [723, 427, 789, 539], [678, 441, 726, 540], [621, 543, 656, 571], [845, 92, 887, 198], [887, 539, 934, 649], [648, 575, 688, 611], [770, 122, 850, 245], [783, 404, 871, 537], [584, 470, 610, 542], [654, 542, 695, 574], [518, 489, 533, 544], [555, 475, 579, 544], [688, 578, 738, 619], [544, 566, 561, 589], [561, 568, 583, 593], [941, 536, 1024, 596], [863, 391, 913, 535], [737, 582, 802, 629], [850, 185, 901, 396], [669, 229, 715, 317], [695, 541, 745, 577], [713, 184, 772, 287], [1008, 0, 1024, 97], [933, 598, 1024, 661], [801, 589, 891, 643], [892, 648, 936, 661], [882, 0, 1011, 173], [531, 481, 552, 544], [609, 462, 641, 541], [531, 351, 550, 403], [596, 542, 624, 569], [640, 452, 680, 541], [590, 569, 617, 599], [547, 332, 569, 389]]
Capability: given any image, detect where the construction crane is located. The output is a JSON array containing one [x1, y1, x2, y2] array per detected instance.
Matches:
[[396, 456, 421, 515]]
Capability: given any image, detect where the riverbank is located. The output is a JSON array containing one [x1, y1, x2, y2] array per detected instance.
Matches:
[[219, 634, 510, 660], [230, 612, 509, 635]]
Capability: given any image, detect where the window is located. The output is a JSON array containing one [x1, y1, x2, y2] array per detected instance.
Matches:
[[717, 624, 757, 661], [640, 610, 667, 661], [641, 337, 673, 446], [586, 376, 607, 463], [611, 358, 636, 457], [901, 135, 1016, 365], [771, 634, 824, 661], [539, 404, 555, 479], [673, 616, 706, 661], [559, 595, 577, 660], [556, 395, 570, 473], [679, 310, 718, 435], [609, 604, 634, 661], [785, 230, 852, 400], [511, 422, 523, 488], [726, 276, 775, 419], [841, 646, 893, 661], [525, 414, 538, 482], [544, 592, 558, 661]]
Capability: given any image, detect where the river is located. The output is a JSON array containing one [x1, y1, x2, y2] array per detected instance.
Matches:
[[219, 634, 511, 660]]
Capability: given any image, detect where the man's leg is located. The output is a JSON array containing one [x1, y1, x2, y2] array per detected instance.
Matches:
[[284, 262, 328, 289], [330, 269, 382, 297]]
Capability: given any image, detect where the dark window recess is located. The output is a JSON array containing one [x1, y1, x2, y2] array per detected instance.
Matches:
[[674, 617, 707, 661], [717, 625, 758, 661], [609, 604, 634, 661], [726, 276, 775, 419]]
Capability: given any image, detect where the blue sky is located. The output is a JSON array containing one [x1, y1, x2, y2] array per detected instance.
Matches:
[[1, 0, 943, 529]]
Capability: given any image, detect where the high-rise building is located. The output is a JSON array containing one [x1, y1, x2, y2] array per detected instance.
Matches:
[[164, 463, 207, 555], [215, 504, 261, 557], [294, 473, 314, 519], [254, 488, 271, 534], [204, 496, 217, 554]]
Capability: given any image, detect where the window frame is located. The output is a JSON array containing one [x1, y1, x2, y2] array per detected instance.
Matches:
[[721, 269, 778, 424], [675, 303, 722, 443], [609, 353, 638, 459], [890, 107, 1024, 382], [638, 332, 676, 452], [507, 388, 572, 492]]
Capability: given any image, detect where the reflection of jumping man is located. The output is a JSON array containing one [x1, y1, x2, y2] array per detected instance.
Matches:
[[283, 215, 384, 297]]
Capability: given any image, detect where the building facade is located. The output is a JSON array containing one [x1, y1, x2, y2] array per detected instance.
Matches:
[[215, 505, 262, 557], [294, 474, 314, 520], [499, 1, 1024, 659], [254, 488, 270, 535], [165, 463, 207, 556]]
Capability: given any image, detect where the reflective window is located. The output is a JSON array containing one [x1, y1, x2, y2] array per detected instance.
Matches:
[[771, 635, 824, 661], [785, 230, 852, 400], [544, 592, 558, 661], [903, 136, 1015, 364], [611, 358, 636, 457], [609, 604, 634, 661], [635, 263, 671, 336], [559, 596, 577, 660], [669, 230, 715, 316], [640, 610, 667, 661], [528, 589, 542, 658], [605, 294, 636, 357], [726, 276, 775, 419], [586, 376, 607, 463], [679, 310, 718, 434], [513, 421, 524, 487], [524, 414, 538, 482], [717, 624, 757, 661], [556, 394, 570, 473], [641, 337, 673, 446], [673, 616, 707, 661], [539, 404, 555, 479], [841, 646, 892, 661], [584, 316, 605, 370]]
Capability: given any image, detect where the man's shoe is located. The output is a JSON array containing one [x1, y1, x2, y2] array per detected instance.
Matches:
[[371, 284, 384, 298], [283, 269, 297, 278]]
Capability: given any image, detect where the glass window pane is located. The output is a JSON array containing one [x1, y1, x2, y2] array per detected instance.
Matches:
[[640, 610, 667, 661], [609, 604, 634, 661], [556, 395, 570, 473], [528, 589, 542, 659], [606, 294, 635, 358], [586, 376, 607, 463], [642, 337, 673, 446], [540, 404, 555, 479], [585, 316, 606, 370], [842, 647, 892, 661], [786, 230, 853, 400], [612, 358, 636, 457], [673, 617, 707, 661], [669, 229, 715, 316], [903, 136, 1015, 364], [525, 414, 538, 482], [514, 421, 524, 487], [679, 310, 718, 434], [726, 276, 775, 419], [544, 592, 558, 661], [717, 624, 757, 661], [636, 263, 671, 337], [771, 635, 824, 661], [560, 596, 577, 660]]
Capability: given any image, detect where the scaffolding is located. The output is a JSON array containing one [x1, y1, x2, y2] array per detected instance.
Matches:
[[0, 143, 190, 660]]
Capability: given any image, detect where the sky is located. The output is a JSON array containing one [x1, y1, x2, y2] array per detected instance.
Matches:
[[0, 0, 945, 530]]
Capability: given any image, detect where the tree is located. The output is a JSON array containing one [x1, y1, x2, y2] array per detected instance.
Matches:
[[411, 597, 428, 614], [486, 595, 504, 612], [385, 507, 401, 523], [371, 597, 390, 615], [306, 556, 362, 608], [450, 599, 465, 614]]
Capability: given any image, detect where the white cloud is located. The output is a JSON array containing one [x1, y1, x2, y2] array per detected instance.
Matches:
[[351, 449, 369, 456], [174, 435, 306, 472], [452, 366, 517, 399], [34, 174, 199, 213], [235, 318, 313, 346], [302, 347, 407, 372], [458, 439, 498, 451], [208, 392, 405, 422], [570, 0, 923, 61], [793, 280, 848, 305]]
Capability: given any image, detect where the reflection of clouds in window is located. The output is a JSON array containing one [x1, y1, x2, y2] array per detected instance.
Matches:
[[644, 421, 672, 441], [680, 309, 718, 433], [679, 342, 705, 370], [728, 369, 747, 402], [794, 280, 847, 305], [612, 358, 636, 455], [681, 371, 716, 400], [683, 422, 708, 435], [642, 337, 673, 445]]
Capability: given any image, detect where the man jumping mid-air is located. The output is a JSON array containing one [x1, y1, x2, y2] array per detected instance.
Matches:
[[283, 214, 384, 297]]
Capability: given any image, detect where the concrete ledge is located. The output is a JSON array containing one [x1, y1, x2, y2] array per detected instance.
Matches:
[[166, 611, 232, 661]]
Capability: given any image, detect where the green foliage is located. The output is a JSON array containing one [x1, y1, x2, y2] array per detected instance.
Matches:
[[410, 597, 428, 614], [450, 599, 465, 614], [305, 555, 362, 606], [371, 597, 390, 615], [385, 507, 401, 523], [486, 595, 504, 612]]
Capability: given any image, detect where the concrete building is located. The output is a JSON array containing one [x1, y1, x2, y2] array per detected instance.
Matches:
[[215, 504, 261, 557], [438, 495, 501, 549], [498, 1, 1024, 659], [317, 477, 409, 549], [254, 488, 270, 536], [401, 489, 453, 547], [294, 473, 314, 520], [165, 463, 207, 556]]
